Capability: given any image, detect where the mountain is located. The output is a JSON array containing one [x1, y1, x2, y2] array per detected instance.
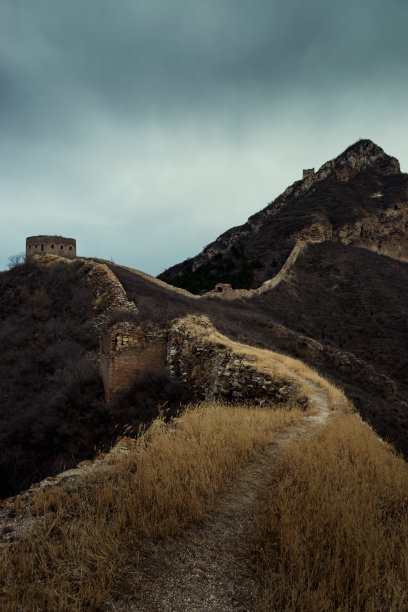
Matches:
[[158, 139, 408, 292], [1, 139, 408, 611], [1, 138, 407, 498]]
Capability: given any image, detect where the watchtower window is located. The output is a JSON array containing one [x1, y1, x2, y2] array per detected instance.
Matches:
[[29, 245, 31, 249], [35, 244, 37, 249], [60, 245, 63, 250], [51, 244, 54, 249], [69, 246, 72, 250], [41, 244, 44, 251]]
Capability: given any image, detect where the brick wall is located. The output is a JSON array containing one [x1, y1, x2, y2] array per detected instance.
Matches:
[[100, 322, 167, 401]]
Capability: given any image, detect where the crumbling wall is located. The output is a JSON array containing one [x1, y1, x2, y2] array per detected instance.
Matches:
[[100, 313, 301, 405], [167, 316, 294, 405], [100, 322, 167, 401], [302, 168, 315, 179]]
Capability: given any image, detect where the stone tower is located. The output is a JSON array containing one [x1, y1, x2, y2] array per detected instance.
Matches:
[[302, 168, 315, 179], [26, 236, 76, 259]]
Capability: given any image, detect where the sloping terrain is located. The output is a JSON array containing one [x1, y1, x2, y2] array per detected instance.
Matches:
[[0, 257, 188, 498], [235, 242, 408, 452], [0, 258, 105, 497], [106, 246, 408, 456], [3, 382, 408, 611], [1, 139, 407, 497], [0, 330, 347, 610], [159, 139, 408, 291], [104, 382, 334, 612]]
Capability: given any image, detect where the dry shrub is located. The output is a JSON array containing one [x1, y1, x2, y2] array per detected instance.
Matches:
[[252, 412, 408, 611], [0, 401, 302, 611]]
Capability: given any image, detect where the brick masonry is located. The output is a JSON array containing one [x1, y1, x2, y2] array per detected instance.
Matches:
[[100, 322, 167, 401], [26, 235, 76, 259]]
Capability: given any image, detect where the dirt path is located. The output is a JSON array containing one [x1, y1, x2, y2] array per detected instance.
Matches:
[[105, 383, 334, 612]]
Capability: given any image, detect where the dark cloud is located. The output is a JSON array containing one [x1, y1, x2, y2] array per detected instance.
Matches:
[[1, 0, 408, 272]]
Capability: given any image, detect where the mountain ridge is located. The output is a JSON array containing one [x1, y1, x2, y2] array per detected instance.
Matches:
[[158, 139, 408, 292]]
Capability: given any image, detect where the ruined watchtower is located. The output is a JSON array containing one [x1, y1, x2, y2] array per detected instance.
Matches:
[[302, 168, 315, 179], [26, 236, 76, 259]]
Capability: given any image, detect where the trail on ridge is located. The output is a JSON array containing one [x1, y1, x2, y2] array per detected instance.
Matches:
[[106, 382, 338, 612]]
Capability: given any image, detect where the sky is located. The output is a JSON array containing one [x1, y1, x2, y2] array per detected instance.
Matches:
[[1, 0, 408, 274]]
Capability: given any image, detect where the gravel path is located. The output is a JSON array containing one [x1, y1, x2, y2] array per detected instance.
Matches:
[[106, 383, 334, 612]]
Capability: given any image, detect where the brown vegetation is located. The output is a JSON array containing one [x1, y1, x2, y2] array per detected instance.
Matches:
[[108, 245, 408, 458], [3, 402, 408, 611], [252, 411, 408, 611], [0, 401, 303, 611]]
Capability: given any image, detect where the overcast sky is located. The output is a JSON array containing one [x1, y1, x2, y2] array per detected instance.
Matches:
[[1, 0, 407, 273]]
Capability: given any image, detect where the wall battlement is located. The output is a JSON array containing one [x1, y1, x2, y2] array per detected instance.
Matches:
[[26, 235, 76, 259]]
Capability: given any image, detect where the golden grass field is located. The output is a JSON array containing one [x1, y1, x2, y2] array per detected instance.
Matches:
[[1, 398, 408, 611], [252, 411, 408, 611], [0, 401, 303, 611]]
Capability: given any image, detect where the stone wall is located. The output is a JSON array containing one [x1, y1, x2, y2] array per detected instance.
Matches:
[[167, 316, 294, 405], [99, 314, 298, 405]]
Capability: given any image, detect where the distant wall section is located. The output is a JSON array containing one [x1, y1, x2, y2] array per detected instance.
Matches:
[[26, 236, 76, 259]]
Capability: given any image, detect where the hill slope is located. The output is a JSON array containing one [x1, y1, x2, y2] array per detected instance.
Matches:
[[159, 139, 408, 292], [107, 245, 408, 455], [1, 139, 408, 496]]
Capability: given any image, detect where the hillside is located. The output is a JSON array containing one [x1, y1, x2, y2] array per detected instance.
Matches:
[[3, 399, 408, 611], [0, 257, 189, 498], [1, 140, 408, 609], [1, 139, 407, 497], [105, 246, 408, 457], [159, 139, 408, 291]]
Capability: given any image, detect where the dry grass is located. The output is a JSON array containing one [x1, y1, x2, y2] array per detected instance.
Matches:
[[252, 411, 408, 611], [0, 401, 303, 611]]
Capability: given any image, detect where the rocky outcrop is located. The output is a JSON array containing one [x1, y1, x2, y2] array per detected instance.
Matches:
[[167, 315, 295, 405]]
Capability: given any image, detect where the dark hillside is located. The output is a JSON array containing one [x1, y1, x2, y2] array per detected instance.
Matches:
[[2, 140, 408, 497], [0, 259, 187, 498], [236, 243, 408, 452], [0, 259, 105, 496]]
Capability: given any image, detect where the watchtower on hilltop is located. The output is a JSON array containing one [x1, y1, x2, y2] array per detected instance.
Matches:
[[26, 236, 76, 259], [303, 168, 315, 179]]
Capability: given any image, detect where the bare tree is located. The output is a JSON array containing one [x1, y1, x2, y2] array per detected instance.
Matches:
[[7, 252, 25, 269]]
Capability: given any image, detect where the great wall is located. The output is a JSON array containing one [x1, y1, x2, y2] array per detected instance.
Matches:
[[23, 237, 310, 405]]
